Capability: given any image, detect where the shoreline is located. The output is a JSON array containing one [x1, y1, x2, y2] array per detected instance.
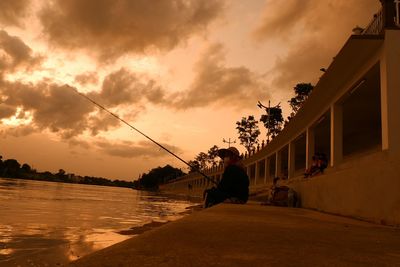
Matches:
[[116, 203, 203, 236]]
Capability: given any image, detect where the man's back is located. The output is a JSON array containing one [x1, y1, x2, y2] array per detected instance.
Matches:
[[217, 164, 249, 202]]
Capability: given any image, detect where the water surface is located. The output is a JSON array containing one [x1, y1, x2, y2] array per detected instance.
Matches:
[[0, 178, 196, 266]]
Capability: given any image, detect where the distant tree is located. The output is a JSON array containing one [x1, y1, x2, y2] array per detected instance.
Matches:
[[19, 163, 33, 179], [259, 104, 284, 141], [41, 171, 53, 180], [56, 169, 69, 182], [21, 163, 32, 173], [288, 83, 314, 116], [188, 160, 200, 173], [207, 145, 220, 167], [236, 115, 260, 153], [3, 159, 21, 177], [113, 179, 135, 188], [195, 152, 209, 170], [135, 165, 185, 190], [0, 156, 4, 175]]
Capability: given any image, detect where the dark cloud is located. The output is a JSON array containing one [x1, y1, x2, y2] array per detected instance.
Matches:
[[144, 83, 166, 105], [0, 103, 16, 119], [39, 0, 224, 61], [0, 78, 126, 139], [0, 0, 30, 27], [171, 43, 267, 109], [271, 41, 333, 90], [0, 30, 43, 72], [74, 72, 99, 86], [87, 110, 121, 136], [253, 0, 380, 90], [67, 138, 91, 150], [1, 81, 94, 137], [253, 0, 312, 41], [0, 125, 36, 137], [90, 68, 166, 107], [0, 66, 166, 139], [95, 139, 183, 159]]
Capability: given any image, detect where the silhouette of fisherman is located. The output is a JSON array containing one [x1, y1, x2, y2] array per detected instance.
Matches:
[[203, 147, 249, 208]]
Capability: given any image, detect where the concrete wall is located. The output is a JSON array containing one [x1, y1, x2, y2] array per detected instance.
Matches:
[[289, 151, 400, 226]]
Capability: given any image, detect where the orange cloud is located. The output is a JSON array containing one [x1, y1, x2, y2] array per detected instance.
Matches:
[[253, 0, 312, 42], [0, 103, 16, 118], [74, 72, 99, 86], [39, 0, 224, 61], [89, 68, 166, 107], [0, 69, 164, 139], [0, 0, 30, 27], [253, 0, 380, 90], [0, 30, 43, 73], [1, 81, 95, 137], [171, 43, 268, 109], [94, 139, 183, 159]]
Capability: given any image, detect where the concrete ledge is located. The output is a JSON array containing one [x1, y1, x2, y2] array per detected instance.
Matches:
[[71, 204, 400, 267]]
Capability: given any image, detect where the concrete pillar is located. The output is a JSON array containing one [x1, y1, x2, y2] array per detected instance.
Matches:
[[288, 141, 296, 178], [275, 151, 282, 178], [380, 30, 400, 157], [255, 162, 260, 185], [330, 104, 343, 167], [264, 158, 269, 184], [306, 127, 315, 169], [381, 0, 398, 28]]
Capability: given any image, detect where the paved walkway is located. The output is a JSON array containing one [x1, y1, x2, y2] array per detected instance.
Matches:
[[71, 204, 400, 267]]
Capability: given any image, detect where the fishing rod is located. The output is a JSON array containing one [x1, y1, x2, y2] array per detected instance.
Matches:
[[73, 88, 217, 185]]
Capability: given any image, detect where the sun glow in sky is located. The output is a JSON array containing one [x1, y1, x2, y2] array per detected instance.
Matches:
[[0, 0, 380, 180]]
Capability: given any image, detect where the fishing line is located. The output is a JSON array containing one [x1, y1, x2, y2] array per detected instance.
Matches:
[[73, 88, 217, 185]]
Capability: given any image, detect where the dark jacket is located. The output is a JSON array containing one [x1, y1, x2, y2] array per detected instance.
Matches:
[[217, 164, 249, 202]]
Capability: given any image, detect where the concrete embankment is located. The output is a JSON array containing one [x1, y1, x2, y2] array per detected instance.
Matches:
[[71, 204, 400, 267]]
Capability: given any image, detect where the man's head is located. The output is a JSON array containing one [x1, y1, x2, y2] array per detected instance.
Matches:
[[218, 147, 241, 166]]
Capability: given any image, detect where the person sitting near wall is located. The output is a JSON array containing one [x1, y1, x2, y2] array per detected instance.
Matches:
[[203, 147, 249, 208], [269, 177, 281, 202], [264, 177, 297, 207], [318, 153, 328, 173], [304, 153, 328, 178], [304, 155, 319, 178]]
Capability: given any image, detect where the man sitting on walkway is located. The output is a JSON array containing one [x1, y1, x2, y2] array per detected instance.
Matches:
[[203, 147, 249, 208]]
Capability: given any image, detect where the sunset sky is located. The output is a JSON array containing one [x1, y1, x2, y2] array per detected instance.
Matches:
[[0, 0, 380, 181]]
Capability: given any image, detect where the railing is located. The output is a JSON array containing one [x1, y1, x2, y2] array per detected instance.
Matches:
[[362, 8, 384, 35], [396, 0, 400, 27]]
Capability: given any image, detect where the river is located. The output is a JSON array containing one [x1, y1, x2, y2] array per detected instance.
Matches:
[[0, 178, 197, 266]]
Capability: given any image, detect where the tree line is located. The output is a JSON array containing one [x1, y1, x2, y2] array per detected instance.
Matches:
[[0, 156, 134, 188], [0, 155, 187, 191], [132, 165, 186, 190]]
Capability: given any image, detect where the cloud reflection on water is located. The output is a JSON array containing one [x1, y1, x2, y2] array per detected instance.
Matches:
[[0, 178, 197, 266]]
